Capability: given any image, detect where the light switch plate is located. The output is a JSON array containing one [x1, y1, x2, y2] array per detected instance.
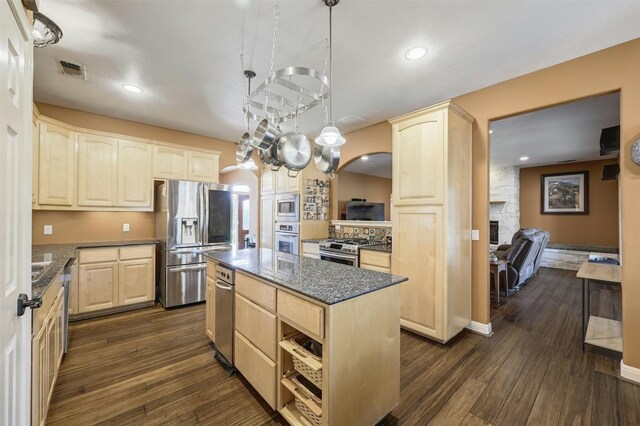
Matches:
[[471, 229, 480, 241], [44, 225, 52, 235], [123, 223, 130, 232]]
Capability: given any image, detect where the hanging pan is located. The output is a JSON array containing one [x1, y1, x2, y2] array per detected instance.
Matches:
[[314, 144, 340, 179], [277, 103, 311, 176]]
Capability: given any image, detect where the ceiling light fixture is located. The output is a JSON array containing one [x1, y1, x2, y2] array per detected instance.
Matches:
[[361, 155, 369, 161], [123, 84, 143, 94], [315, 0, 346, 147], [520, 156, 529, 161], [489, 130, 494, 134], [32, 11, 63, 48], [405, 46, 427, 61]]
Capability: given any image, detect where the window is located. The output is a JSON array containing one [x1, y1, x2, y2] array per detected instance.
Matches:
[[242, 199, 250, 231]]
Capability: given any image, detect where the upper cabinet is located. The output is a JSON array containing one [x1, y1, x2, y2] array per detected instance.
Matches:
[[38, 121, 75, 206], [118, 140, 152, 208], [261, 168, 276, 195], [77, 133, 118, 207], [276, 168, 300, 194], [152, 145, 188, 180], [187, 151, 219, 183]]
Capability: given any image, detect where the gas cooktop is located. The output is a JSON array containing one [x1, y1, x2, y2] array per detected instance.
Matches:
[[319, 238, 379, 255]]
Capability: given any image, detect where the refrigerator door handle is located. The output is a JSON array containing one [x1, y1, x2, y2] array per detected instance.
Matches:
[[201, 183, 209, 245]]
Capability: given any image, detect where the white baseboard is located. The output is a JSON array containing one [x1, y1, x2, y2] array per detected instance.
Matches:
[[465, 321, 493, 337], [621, 360, 640, 384]]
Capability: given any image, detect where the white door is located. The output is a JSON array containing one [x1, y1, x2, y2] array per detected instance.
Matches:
[[0, 1, 33, 425]]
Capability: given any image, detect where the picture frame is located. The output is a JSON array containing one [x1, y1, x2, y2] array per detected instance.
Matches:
[[540, 171, 589, 215]]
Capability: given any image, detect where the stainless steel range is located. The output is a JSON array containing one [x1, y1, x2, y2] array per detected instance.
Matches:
[[318, 238, 379, 267]]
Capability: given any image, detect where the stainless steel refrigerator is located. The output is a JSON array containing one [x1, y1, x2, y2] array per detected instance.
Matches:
[[155, 180, 232, 307]]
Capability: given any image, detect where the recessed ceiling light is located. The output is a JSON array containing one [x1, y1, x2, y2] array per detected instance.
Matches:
[[405, 46, 427, 61], [489, 130, 494, 134], [520, 156, 529, 161], [123, 84, 143, 94], [361, 155, 369, 161]]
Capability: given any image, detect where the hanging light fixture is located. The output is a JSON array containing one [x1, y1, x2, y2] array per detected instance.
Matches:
[[315, 0, 346, 147], [32, 11, 63, 48]]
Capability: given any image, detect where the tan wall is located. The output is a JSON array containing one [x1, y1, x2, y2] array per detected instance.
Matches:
[[449, 38, 640, 368], [32, 211, 155, 244], [220, 169, 259, 240], [35, 102, 238, 170], [336, 171, 392, 221], [519, 159, 619, 247], [341, 121, 392, 167]]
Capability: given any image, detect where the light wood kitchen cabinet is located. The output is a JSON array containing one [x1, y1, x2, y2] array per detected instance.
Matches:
[[276, 168, 301, 194], [117, 139, 152, 207], [152, 145, 188, 179], [389, 100, 473, 343], [77, 133, 118, 207], [38, 121, 75, 206], [360, 249, 391, 273], [206, 276, 216, 342], [188, 150, 219, 182], [76, 245, 155, 317], [261, 168, 276, 195], [261, 195, 275, 249], [301, 242, 320, 259], [32, 117, 39, 206]]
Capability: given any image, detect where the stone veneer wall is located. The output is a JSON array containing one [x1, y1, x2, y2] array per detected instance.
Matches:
[[490, 166, 520, 245], [329, 225, 391, 242]]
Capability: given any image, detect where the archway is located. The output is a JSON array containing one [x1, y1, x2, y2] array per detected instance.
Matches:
[[219, 166, 259, 249]]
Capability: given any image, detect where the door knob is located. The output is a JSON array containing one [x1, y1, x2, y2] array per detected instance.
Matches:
[[17, 294, 42, 317]]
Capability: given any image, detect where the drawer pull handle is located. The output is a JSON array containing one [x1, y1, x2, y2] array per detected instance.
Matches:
[[292, 348, 308, 359]]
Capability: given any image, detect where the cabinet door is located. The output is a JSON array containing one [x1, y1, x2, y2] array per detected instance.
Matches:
[[153, 145, 188, 179], [31, 327, 47, 426], [275, 168, 286, 194], [78, 262, 119, 313], [188, 151, 219, 182], [118, 258, 154, 305], [38, 121, 75, 206], [45, 312, 56, 405], [118, 140, 152, 207], [32, 118, 39, 206], [392, 109, 444, 206], [55, 292, 64, 369], [261, 168, 275, 195], [206, 277, 215, 342], [260, 195, 274, 249], [77, 133, 118, 207], [393, 205, 443, 339]]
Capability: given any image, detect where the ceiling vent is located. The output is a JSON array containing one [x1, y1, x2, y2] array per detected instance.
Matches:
[[56, 59, 87, 80], [557, 159, 577, 164], [338, 115, 366, 125]]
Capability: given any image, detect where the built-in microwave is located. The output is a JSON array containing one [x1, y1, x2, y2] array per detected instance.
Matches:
[[275, 193, 299, 222]]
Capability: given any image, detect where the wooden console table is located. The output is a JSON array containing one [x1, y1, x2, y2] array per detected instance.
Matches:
[[490, 259, 509, 305], [576, 262, 622, 353]]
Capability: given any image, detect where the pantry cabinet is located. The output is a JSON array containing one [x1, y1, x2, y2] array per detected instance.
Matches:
[[389, 100, 473, 343], [117, 139, 153, 207], [77, 133, 118, 207], [260, 195, 275, 249], [38, 121, 75, 206]]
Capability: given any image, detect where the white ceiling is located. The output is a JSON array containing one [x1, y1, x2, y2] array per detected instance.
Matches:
[[34, 1, 640, 145], [343, 153, 392, 179], [490, 92, 620, 168]]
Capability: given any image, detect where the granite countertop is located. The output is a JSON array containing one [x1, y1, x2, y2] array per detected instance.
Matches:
[[32, 239, 159, 300], [300, 238, 326, 243], [207, 248, 407, 305], [361, 244, 393, 253]]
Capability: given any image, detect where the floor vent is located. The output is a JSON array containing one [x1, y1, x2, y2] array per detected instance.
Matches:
[[57, 59, 87, 80]]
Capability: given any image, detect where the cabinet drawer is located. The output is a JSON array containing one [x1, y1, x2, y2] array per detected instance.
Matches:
[[361, 250, 391, 269], [236, 294, 277, 361], [236, 272, 276, 312], [302, 242, 319, 256], [361, 264, 391, 274], [119, 245, 154, 261], [78, 248, 119, 264], [234, 331, 276, 409], [277, 291, 324, 340]]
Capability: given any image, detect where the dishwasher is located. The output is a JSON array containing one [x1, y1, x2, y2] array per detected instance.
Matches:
[[214, 264, 235, 374]]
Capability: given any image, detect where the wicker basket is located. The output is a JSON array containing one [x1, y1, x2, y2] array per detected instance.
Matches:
[[290, 335, 323, 389], [291, 373, 322, 426]]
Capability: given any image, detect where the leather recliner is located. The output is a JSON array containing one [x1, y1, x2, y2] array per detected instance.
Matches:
[[497, 228, 548, 289]]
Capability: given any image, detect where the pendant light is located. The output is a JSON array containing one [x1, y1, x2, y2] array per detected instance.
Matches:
[[315, 0, 346, 147]]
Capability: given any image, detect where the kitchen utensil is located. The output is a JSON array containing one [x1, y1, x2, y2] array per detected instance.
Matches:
[[278, 132, 312, 176], [259, 125, 283, 170], [254, 119, 281, 149], [313, 144, 340, 178], [236, 132, 253, 163]]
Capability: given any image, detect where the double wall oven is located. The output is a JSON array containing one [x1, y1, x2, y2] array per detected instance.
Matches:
[[275, 193, 300, 256]]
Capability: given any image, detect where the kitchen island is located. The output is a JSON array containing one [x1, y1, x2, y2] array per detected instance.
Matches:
[[206, 248, 407, 426]]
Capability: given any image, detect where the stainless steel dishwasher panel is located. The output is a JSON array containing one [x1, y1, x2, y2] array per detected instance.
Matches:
[[214, 279, 235, 365], [163, 263, 207, 307]]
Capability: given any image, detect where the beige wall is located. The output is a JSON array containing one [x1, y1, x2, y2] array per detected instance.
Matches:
[[220, 169, 259, 241], [336, 171, 392, 221], [32, 211, 155, 244], [519, 159, 619, 247], [341, 122, 392, 166], [450, 38, 640, 368]]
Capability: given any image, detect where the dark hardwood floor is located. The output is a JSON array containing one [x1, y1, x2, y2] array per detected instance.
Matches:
[[46, 267, 640, 425]]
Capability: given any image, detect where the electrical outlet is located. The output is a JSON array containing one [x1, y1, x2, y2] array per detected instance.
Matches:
[[44, 225, 53, 235], [471, 229, 480, 241], [123, 223, 130, 232]]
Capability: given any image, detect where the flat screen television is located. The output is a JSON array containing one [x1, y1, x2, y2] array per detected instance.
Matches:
[[346, 201, 385, 221]]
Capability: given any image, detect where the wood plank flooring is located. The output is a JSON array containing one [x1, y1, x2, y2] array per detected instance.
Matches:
[[46, 268, 640, 425]]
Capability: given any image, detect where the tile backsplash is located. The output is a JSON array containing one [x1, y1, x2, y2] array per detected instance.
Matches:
[[329, 224, 392, 243]]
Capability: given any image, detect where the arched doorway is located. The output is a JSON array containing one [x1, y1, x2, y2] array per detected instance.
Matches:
[[220, 166, 259, 249]]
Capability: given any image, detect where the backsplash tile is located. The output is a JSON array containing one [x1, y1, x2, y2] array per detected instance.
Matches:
[[329, 225, 392, 242]]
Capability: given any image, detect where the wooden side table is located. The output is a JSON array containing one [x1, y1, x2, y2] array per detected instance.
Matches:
[[490, 259, 509, 305]]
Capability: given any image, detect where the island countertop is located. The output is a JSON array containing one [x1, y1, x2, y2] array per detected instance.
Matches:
[[206, 248, 407, 305]]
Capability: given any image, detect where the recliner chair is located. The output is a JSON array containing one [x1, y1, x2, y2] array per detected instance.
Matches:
[[498, 229, 547, 289]]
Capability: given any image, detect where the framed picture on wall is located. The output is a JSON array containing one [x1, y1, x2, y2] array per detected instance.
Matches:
[[541, 171, 589, 215]]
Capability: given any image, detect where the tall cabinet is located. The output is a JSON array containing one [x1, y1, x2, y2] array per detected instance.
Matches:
[[389, 100, 473, 343]]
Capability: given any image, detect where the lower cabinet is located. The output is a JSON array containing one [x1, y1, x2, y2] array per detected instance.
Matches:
[[301, 242, 320, 259], [205, 261, 216, 341], [360, 249, 391, 273], [75, 245, 155, 317], [32, 283, 64, 426]]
